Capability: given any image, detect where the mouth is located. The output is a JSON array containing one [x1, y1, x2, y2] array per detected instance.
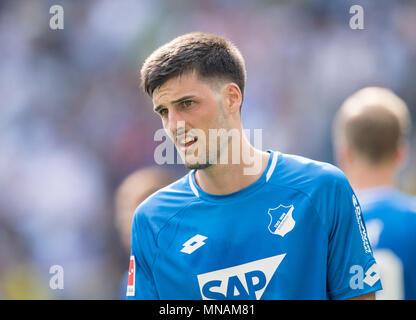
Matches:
[[178, 135, 198, 153]]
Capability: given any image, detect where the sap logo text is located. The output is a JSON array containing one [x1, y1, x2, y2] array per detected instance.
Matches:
[[197, 254, 286, 300]]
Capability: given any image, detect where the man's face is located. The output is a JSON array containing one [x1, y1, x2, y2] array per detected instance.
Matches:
[[152, 71, 230, 169]]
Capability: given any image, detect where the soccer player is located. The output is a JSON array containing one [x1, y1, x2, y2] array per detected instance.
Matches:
[[127, 32, 381, 300], [114, 166, 176, 299], [333, 87, 416, 299]]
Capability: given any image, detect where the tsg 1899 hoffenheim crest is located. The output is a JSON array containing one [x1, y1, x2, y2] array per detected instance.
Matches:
[[267, 204, 296, 237]]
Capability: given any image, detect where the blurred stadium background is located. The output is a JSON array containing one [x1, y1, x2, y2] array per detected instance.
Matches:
[[0, 0, 415, 299]]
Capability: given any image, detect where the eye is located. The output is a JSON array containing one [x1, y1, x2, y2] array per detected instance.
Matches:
[[181, 100, 194, 108], [159, 108, 168, 116]]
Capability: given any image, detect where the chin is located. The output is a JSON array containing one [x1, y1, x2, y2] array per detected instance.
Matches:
[[184, 162, 212, 170]]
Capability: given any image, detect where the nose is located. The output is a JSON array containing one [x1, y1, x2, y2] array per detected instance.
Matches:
[[166, 109, 186, 137]]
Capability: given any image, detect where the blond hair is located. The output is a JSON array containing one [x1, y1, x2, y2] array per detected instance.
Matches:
[[333, 87, 411, 164]]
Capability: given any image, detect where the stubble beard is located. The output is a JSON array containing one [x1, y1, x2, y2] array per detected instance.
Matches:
[[183, 134, 232, 170], [182, 101, 229, 171]]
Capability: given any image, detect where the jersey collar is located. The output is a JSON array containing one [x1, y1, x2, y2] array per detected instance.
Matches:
[[188, 150, 279, 202]]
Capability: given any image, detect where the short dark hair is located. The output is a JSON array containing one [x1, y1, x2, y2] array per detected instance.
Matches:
[[140, 32, 246, 106]]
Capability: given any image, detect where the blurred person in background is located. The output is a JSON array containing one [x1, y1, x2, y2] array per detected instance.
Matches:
[[333, 87, 416, 300], [114, 166, 177, 299]]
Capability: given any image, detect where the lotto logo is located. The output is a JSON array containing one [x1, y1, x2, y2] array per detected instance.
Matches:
[[349, 263, 381, 289], [197, 254, 286, 300], [181, 234, 208, 254]]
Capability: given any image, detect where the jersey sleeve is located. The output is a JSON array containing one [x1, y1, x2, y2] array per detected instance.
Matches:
[[126, 206, 159, 300], [325, 174, 383, 300]]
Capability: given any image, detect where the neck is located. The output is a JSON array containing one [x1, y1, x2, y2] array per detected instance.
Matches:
[[194, 134, 270, 195], [344, 160, 395, 190]]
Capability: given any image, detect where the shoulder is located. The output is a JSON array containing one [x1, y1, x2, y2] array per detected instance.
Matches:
[[132, 173, 198, 235], [390, 190, 416, 214], [270, 152, 350, 194], [268, 152, 355, 230], [362, 188, 416, 215]]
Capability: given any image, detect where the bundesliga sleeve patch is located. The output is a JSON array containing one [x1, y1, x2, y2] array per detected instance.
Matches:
[[126, 255, 135, 296], [352, 195, 372, 254]]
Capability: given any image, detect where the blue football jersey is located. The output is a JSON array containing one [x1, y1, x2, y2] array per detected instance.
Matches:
[[126, 151, 382, 300], [357, 187, 416, 300]]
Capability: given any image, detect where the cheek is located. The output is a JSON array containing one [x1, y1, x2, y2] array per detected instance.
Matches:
[[202, 101, 223, 125], [162, 118, 168, 129], [161, 119, 168, 132], [162, 122, 174, 141]]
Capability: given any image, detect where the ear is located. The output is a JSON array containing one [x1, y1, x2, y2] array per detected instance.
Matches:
[[222, 83, 242, 115], [394, 142, 409, 168]]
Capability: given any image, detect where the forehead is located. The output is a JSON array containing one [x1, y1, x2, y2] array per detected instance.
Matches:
[[152, 72, 217, 105]]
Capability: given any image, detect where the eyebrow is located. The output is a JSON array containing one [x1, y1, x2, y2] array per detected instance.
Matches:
[[154, 95, 196, 113]]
